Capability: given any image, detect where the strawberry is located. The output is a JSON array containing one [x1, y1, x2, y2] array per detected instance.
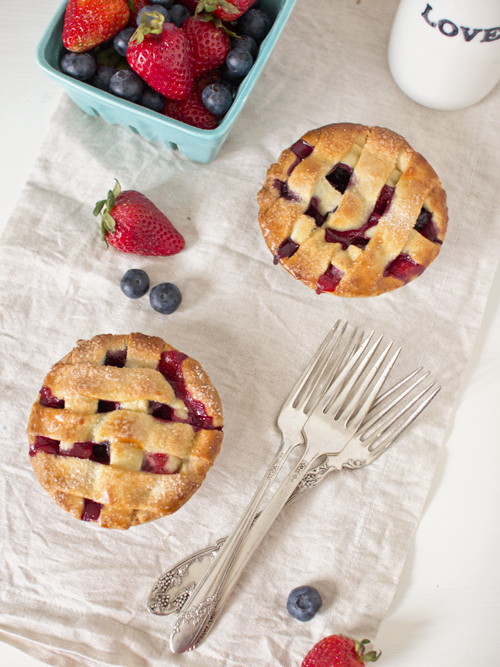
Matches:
[[161, 70, 220, 129], [93, 180, 185, 256], [302, 636, 381, 667], [183, 15, 231, 77], [127, 12, 193, 100], [62, 0, 130, 53], [192, 0, 257, 22]]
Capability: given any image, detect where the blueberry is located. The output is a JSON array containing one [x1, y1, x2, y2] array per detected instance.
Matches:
[[218, 79, 237, 99], [169, 4, 190, 27], [120, 269, 150, 299], [286, 586, 322, 622], [113, 27, 136, 56], [109, 70, 144, 102], [140, 87, 166, 111], [90, 65, 117, 91], [153, 0, 173, 6], [226, 49, 253, 77], [237, 8, 272, 42], [220, 63, 245, 86], [60, 52, 96, 81], [150, 283, 182, 314], [202, 82, 233, 116], [137, 4, 170, 26], [231, 34, 258, 59]]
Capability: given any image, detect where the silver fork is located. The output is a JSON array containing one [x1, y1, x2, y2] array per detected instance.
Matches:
[[170, 331, 440, 653], [148, 367, 432, 616], [148, 320, 360, 616]]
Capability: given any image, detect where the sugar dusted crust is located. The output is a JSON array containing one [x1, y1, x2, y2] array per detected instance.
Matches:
[[258, 123, 448, 297], [27, 333, 223, 530]]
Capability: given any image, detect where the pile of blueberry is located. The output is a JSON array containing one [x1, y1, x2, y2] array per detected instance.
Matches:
[[59, 1, 273, 121], [120, 268, 182, 314]]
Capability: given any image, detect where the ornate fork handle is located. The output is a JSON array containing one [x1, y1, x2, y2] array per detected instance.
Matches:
[[148, 458, 335, 616], [169, 448, 334, 653]]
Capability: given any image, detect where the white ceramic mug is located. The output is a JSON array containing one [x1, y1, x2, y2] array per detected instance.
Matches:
[[388, 0, 500, 110]]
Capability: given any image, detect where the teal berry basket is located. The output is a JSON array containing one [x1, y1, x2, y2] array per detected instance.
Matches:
[[36, 0, 297, 163]]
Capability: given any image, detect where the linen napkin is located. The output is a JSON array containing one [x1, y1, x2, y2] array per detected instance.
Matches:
[[1, 0, 500, 665]]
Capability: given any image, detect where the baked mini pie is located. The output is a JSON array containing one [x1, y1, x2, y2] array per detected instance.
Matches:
[[27, 333, 223, 530], [258, 123, 448, 297]]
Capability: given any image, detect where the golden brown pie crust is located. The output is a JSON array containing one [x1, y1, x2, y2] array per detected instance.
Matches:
[[27, 333, 223, 529], [258, 123, 448, 297]]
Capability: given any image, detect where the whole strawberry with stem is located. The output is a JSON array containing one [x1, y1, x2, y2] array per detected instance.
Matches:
[[183, 14, 231, 77], [302, 636, 381, 667], [63, 0, 130, 53], [127, 11, 193, 100], [93, 180, 185, 256]]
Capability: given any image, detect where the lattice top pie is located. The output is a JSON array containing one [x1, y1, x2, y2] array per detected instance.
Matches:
[[27, 333, 223, 530], [258, 123, 448, 297]]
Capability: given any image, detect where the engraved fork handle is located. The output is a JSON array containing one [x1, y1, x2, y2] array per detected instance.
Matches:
[[170, 447, 321, 654], [148, 458, 333, 617]]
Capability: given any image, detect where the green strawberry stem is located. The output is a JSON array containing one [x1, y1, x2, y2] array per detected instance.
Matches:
[[129, 11, 165, 45], [93, 179, 121, 246], [195, 0, 239, 17], [195, 11, 239, 37], [353, 638, 381, 663]]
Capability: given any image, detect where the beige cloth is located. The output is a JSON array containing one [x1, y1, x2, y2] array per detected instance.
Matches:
[[1, 0, 500, 665]]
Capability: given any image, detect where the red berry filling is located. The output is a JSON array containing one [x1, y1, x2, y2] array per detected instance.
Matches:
[[287, 140, 314, 176], [157, 351, 220, 430], [384, 253, 425, 282], [149, 401, 174, 421], [291, 139, 314, 160], [104, 349, 127, 367], [98, 400, 120, 413], [39, 386, 65, 409], [324, 185, 395, 249], [141, 452, 179, 474], [304, 197, 330, 227], [273, 237, 299, 264], [324, 221, 375, 249], [29, 435, 60, 457], [414, 207, 441, 243], [316, 264, 345, 294], [82, 498, 102, 522], [374, 184, 394, 216], [30, 436, 111, 464], [273, 179, 300, 202], [326, 163, 353, 193]]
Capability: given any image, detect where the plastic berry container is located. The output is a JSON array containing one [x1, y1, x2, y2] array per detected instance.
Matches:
[[36, 0, 297, 163]]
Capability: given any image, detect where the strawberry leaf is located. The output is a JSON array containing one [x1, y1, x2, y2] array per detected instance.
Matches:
[[112, 179, 121, 198], [102, 210, 116, 233], [93, 199, 106, 217], [213, 0, 239, 13], [107, 190, 116, 211], [364, 651, 382, 662], [100, 220, 109, 245], [129, 12, 164, 43]]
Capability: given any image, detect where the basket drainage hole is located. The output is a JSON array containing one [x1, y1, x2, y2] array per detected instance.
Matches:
[[128, 125, 139, 134]]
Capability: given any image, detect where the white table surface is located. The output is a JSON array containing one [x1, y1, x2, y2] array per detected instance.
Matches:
[[1, 1, 499, 665]]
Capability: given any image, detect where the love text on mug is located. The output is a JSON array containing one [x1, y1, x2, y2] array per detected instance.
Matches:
[[422, 4, 500, 42]]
